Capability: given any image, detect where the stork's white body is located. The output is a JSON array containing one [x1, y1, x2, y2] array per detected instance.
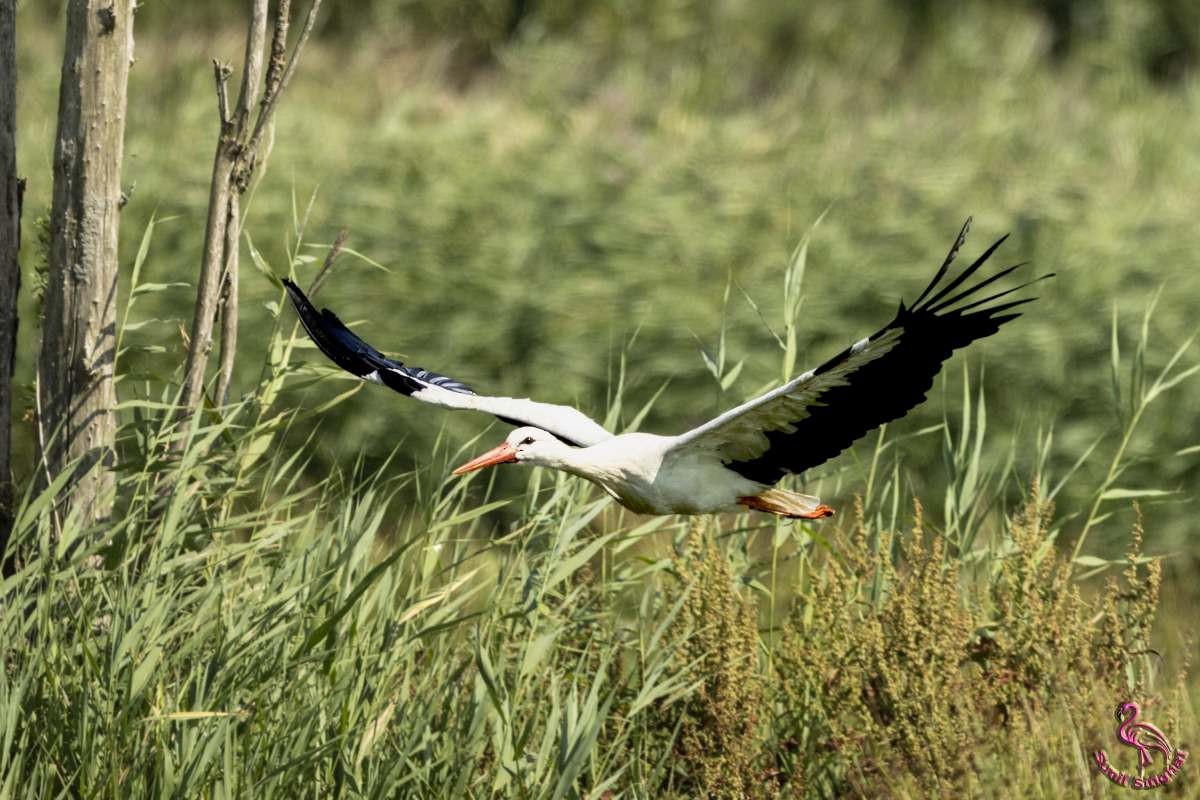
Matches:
[[449, 424, 834, 517], [547, 433, 762, 515], [284, 219, 1044, 520]]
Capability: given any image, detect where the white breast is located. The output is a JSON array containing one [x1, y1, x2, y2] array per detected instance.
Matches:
[[569, 433, 763, 515]]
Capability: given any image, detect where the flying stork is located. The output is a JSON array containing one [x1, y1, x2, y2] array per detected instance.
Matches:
[[283, 220, 1048, 519]]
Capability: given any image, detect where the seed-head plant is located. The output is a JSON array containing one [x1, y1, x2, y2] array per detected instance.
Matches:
[[652, 520, 769, 799], [772, 491, 1180, 798]]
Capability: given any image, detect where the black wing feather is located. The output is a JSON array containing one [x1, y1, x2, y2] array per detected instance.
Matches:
[[727, 224, 1050, 485], [909, 217, 970, 309], [282, 278, 611, 448], [283, 278, 476, 396]]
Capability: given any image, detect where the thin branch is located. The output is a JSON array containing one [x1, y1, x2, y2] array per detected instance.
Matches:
[[215, 192, 241, 406], [262, 0, 291, 103], [309, 227, 348, 298], [232, 0, 269, 134], [208, 0, 268, 409], [178, 156, 235, 416], [213, 59, 232, 127], [247, 0, 322, 163], [242, 0, 291, 192], [180, 0, 322, 419]]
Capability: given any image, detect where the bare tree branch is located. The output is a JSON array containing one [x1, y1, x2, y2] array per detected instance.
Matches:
[[178, 146, 235, 415], [215, 192, 240, 405], [232, 0, 269, 133], [179, 0, 322, 419], [247, 0, 321, 166], [213, 0, 265, 408], [213, 59, 232, 127], [263, 0, 291, 101]]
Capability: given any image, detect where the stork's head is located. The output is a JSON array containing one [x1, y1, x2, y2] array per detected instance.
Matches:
[[452, 427, 564, 475]]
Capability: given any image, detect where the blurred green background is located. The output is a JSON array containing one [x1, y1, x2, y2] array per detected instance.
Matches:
[[12, 0, 1199, 561]]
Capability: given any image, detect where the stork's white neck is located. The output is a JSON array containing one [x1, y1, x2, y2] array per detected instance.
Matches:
[[528, 435, 665, 501], [527, 442, 596, 478], [522, 440, 636, 494]]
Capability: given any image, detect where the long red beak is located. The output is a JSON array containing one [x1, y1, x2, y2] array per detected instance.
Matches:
[[452, 442, 518, 476]]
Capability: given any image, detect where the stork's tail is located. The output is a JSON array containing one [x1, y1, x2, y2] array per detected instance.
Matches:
[[739, 489, 835, 519]]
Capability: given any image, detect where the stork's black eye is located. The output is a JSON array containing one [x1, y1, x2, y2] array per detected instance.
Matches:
[[521, 436, 535, 446]]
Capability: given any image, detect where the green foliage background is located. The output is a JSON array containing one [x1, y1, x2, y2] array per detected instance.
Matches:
[[6, 1, 1200, 794], [15, 0, 1199, 552]]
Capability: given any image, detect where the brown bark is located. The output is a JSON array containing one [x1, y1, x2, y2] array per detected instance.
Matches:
[[38, 0, 134, 525], [1, 0, 21, 566]]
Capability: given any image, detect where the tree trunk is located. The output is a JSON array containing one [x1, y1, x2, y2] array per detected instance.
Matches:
[[38, 0, 134, 525], [1, 0, 21, 567]]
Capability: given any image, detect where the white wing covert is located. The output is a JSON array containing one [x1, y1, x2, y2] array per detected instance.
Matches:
[[283, 279, 612, 448]]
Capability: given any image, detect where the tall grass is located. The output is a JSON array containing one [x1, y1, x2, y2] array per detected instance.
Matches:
[[9, 3, 1200, 793], [2, 209, 1196, 796]]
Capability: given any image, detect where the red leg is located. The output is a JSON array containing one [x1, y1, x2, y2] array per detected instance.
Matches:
[[738, 493, 835, 519]]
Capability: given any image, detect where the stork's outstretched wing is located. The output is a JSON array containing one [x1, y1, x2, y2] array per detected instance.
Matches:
[[283, 279, 612, 447], [673, 219, 1051, 484]]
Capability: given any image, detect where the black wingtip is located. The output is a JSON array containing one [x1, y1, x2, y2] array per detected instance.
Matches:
[[281, 277, 382, 379], [281, 276, 305, 305], [282, 277, 320, 322], [282, 277, 317, 328], [281, 279, 478, 398], [911, 218, 973, 309], [916, 231, 1011, 313], [927, 260, 1028, 314], [951, 216, 972, 257], [951, 271, 1055, 317], [943, 217, 972, 272]]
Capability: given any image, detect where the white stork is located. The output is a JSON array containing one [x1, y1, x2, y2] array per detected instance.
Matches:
[[284, 220, 1049, 519]]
